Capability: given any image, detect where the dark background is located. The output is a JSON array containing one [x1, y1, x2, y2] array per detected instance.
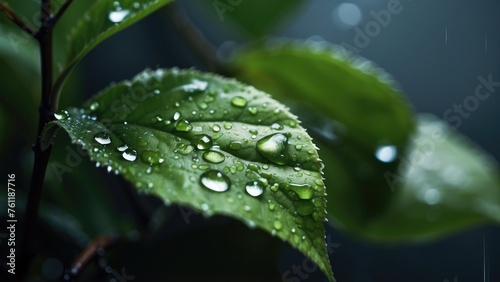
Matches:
[[24, 0, 500, 281]]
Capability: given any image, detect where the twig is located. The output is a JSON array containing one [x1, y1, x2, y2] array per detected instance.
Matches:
[[164, 3, 231, 75], [64, 234, 119, 281], [0, 2, 36, 36], [50, 0, 74, 26]]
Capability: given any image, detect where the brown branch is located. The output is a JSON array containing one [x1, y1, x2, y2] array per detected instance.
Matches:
[[0, 2, 36, 36], [65, 234, 119, 280]]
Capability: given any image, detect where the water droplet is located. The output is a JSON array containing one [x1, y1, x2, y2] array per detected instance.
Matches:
[[256, 133, 289, 165], [270, 183, 279, 192], [268, 201, 276, 211], [54, 110, 69, 120], [375, 145, 397, 163], [89, 102, 99, 111], [192, 134, 213, 150], [140, 150, 164, 165], [182, 79, 208, 92], [212, 124, 221, 132], [231, 96, 247, 108], [108, 10, 130, 23], [245, 181, 265, 197], [287, 183, 313, 200], [200, 170, 230, 192], [202, 151, 225, 164], [248, 107, 258, 114], [270, 123, 283, 130], [244, 205, 251, 212], [117, 144, 128, 152], [94, 132, 111, 145], [176, 143, 194, 155], [229, 141, 242, 150], [422, 188, 441, 205], [224, 122, 233, 130], [173, 111, 181, 121], [122, 149, 137, 162], [174, 119, 192, 132], [273, 220, 282, 230]]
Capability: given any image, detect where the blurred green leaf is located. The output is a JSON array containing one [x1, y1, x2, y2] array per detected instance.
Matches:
[[54, 0, 174, 94], [0, 23, 40, 149], [363, 114, 500, 242], [45, 68, 335, 281], [196, 0, 305, 38], [231, 40, 414, 148]]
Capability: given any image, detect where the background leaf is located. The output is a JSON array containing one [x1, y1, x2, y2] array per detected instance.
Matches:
[[363, 114, 500, 242], [46, 68, 335, 281], [195, 0, 305, 38], [230, 39, 415, 228]]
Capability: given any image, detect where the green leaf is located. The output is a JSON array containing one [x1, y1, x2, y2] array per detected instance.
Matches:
[[45, 69, 335, 281], [54, 0, 174, 94], [230, 39, 415, 227], [231, 40, 414, 147], [363, 114, 500, 242], [198, 0, 305, 38]]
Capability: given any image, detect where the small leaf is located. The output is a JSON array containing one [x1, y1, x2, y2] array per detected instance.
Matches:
[[45, 69, 335, 281], [363, 114, 500, 241], [55, 0, 174, 93], [196, 0, 305, 38]]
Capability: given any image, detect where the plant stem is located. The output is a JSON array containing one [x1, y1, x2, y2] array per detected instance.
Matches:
[[164, 3, 231, 75], [20, 0, 67, 277]]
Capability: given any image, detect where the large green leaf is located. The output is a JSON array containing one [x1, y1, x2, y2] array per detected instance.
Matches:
[[54, 0, 174, 94], [231, 40, 414, 148], [363, 114, 500, 242], [44, 69, 335, 281], [196, 0, 305, 38], [230, 39, 414, 227]]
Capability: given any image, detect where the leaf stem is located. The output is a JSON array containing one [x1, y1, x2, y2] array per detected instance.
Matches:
[[164, 3, 231, 75], [0, 2, 36, 36], [51, 0, 74, 25]]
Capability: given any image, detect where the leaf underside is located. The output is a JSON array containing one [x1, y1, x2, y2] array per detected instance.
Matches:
[[47, 69, 335, 281]]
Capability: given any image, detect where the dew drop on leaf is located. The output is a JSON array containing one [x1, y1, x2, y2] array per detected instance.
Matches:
[[108, 10, 130, 23], [200, 170, 230, 192], [245, 181, 265, 197], [287, 183, 313, 200], [212, 124, 221, 132], [248, 107, 258, 114], [192, 134, 213, 150], [54, 110, 69, 120], [273, 220, 282, 230], [182, 79, 208, 93], [256, 133, 289, 165], [231, 96, 247, 108], [174, 119, 192, 132], [89, 102, 99, 111], [229, 141, 242, 150], [375, 145, 397, 163], [94, 132, 111, 145], [140, 150, 165, 165], [122, 149, 137, 162], [202, 150, 225, 164]]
